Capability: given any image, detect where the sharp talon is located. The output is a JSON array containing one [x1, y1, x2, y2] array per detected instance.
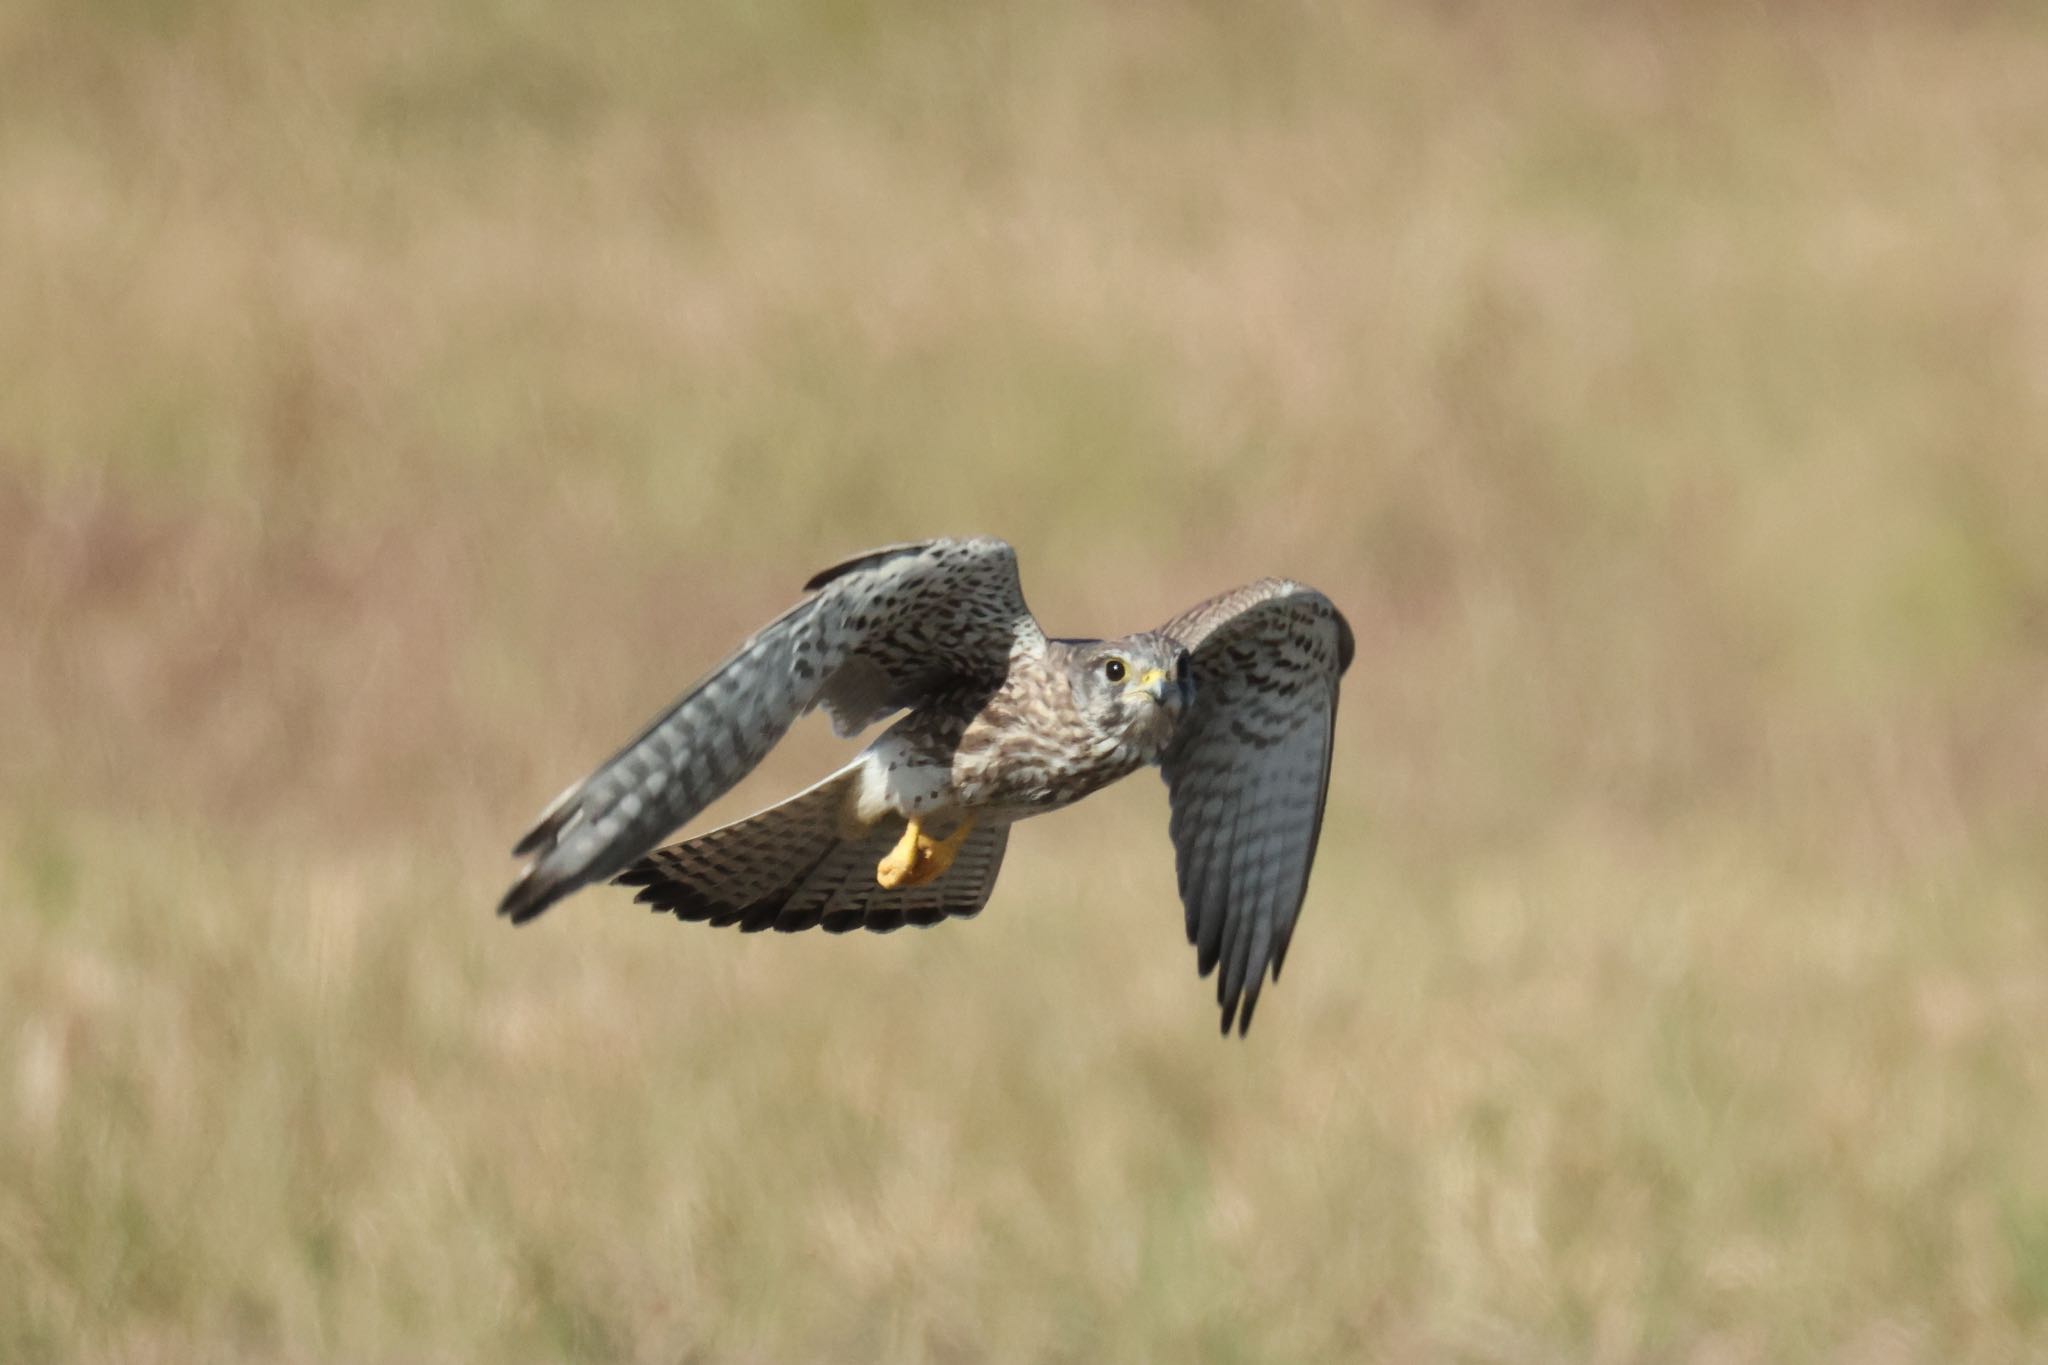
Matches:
[[874, 815, 977, 889], [916, 816, 975, 884], [875, 817, 924, 889]]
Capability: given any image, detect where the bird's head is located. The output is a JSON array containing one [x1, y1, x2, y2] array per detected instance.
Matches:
[[1067, 632, 1194, 760]]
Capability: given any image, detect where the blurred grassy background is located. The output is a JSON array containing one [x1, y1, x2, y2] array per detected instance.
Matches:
[[5, 0, 2048, 1359]]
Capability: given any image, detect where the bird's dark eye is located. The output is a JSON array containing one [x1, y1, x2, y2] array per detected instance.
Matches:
[[1102, 658, 1126, 683]]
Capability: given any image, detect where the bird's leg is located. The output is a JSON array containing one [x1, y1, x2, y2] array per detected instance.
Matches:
[[875, 816, 926, 889], [874, 814, 978, 889], [911, 815, 976, 884]]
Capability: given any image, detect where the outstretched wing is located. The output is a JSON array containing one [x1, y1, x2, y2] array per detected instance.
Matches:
[[499, 536, 1035, 923], [1157, 579, 1353, 1035]]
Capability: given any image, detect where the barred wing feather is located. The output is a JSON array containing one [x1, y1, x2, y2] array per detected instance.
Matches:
[[1158, 581, 1353, 1034], [499, 536, 1034, 923]]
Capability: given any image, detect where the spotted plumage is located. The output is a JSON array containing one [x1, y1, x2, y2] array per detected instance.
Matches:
[[499, 536, 1353, 1034]]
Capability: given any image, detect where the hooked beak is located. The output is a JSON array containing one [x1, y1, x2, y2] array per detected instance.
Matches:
[[1129, 666, 1182, 717]]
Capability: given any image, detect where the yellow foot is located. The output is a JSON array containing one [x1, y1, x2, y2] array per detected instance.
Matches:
[[875, 815, 977, 889]]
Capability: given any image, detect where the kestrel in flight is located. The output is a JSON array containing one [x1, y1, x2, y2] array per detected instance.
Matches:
[[499, 537, 1352, 1033]]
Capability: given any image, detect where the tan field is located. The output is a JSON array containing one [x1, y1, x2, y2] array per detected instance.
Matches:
[[5, 1, 2048, 1359]]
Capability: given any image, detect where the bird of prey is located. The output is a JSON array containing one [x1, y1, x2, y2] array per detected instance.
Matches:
[[499, 537, 1352, 1033]]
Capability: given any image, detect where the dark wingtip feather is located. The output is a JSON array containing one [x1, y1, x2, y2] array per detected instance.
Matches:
[[510, 795, 578, 858], [1218, 966, 1267, 1035], [498, 869, 570, 925]]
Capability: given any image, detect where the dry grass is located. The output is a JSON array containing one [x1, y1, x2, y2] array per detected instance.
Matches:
[[4, 0, 2048, 1360]]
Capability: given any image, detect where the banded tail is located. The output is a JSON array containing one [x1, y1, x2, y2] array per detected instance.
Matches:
[[611, 766, 1011, 934]]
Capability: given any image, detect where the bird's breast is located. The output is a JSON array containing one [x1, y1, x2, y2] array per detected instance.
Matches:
[[948, 703, 1147, 816]]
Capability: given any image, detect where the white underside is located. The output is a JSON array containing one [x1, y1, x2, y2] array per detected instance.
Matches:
[[849, 731, 957, 827]]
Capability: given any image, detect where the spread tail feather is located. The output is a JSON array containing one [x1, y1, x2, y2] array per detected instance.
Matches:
[[612, 771, 1011, 934]]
